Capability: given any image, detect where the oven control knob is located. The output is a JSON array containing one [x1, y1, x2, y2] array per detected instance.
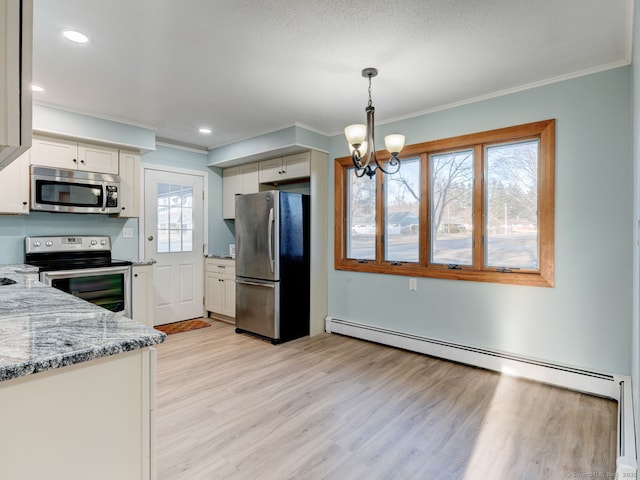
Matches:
[[33, 241, 41, 247], [90, 240, 97, 246], [100, 240, 107, 246], [45, 241, 53, 247]]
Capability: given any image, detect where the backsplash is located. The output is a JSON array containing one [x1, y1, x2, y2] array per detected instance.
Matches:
[[0, 212, 138, 264]]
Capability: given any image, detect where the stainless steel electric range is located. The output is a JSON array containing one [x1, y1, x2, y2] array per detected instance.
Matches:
[[25, 235, 132, 318]]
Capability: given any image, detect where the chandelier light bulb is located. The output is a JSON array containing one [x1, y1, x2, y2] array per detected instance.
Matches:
[[345, 124, 366, 146], [384, 134, 405, 155], [349, 141, 367, 157]]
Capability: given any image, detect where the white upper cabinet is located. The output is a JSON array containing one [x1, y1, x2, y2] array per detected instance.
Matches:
[[0, 0, 33, 170], [117, 150, 140, 217], [79, 142, 119, 174], [222, 163, 259, 219], [0, 147, 30, 214], [259, 152, 310, 184], [31, 136, 119, 174]]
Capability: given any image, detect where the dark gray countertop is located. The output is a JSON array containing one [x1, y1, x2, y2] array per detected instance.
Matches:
[[0, 266, 166, 382]]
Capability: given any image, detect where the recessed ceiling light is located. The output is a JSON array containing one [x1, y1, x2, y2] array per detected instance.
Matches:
[[199, 128, 212, 135], [63, 30, 89, 44], [31, 84, 45, 92]]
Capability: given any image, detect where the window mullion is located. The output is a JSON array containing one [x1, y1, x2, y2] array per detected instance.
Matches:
[[376, 173, 384, 264], [473, 144, 484, 270]]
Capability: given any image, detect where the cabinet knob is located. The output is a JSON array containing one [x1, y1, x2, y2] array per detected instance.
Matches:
[[122, 206, 126, 210], [22, 201, 27, 206], [73, 158, 77, 163], [134, 273, 138, 278]]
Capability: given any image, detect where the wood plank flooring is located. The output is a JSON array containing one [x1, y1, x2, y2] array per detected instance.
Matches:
[[156, 320, 617, 480]]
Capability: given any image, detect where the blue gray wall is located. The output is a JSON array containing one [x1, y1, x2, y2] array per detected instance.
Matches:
[[142, 145, 234, 255], [0, 65, 634, 379], [327, 66, 633, 375], [0, 110, 234, 263]]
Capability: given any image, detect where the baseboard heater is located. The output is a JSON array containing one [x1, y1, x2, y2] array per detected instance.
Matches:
[[325, 316, 637, 475]]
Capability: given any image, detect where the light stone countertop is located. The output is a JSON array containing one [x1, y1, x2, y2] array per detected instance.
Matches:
[[0, 265, 166, 382]]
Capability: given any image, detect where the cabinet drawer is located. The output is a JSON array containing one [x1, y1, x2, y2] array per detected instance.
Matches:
[[206, 259, 235, 275]]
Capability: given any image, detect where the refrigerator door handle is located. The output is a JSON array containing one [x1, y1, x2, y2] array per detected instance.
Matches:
[[236, 279, 276, 288], [267, 207, 275, 273]]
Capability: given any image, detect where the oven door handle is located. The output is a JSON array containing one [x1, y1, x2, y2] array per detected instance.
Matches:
[[40, 265, 132, 280]]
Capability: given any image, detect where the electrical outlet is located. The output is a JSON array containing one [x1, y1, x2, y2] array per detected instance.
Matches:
[[409, 278, 417, 291], [122, 227, 134, 239]]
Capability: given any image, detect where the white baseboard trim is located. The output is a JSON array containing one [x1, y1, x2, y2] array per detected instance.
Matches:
[[325, 316, 637, 475]]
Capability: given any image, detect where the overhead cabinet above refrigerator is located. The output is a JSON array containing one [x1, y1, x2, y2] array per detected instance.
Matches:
[[235, 190, 310, 344]]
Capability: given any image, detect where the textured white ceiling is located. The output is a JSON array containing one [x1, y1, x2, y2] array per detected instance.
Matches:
[[32, 0, 633, 150]]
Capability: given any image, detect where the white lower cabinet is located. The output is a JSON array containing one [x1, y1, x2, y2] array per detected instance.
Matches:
[[0, 348, 156, 480], [132, 264, 154, 327], [205, 258, 236, 321]]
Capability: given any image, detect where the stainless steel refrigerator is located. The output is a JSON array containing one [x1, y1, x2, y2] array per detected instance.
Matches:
[[235, 190, 310, 344]]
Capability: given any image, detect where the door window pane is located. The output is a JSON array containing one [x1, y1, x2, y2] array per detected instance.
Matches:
[[157, 183, 194, 253], [485, 139, 539, 269], [385, 157, 420, 262], [430, 150, 474, 265], [347, 168, 376, 260]]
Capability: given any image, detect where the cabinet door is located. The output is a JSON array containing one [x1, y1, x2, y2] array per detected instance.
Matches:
[[222, 276, 236, 318], [118, 151, 140, 217], [0, 0, 32, 169], [241, 163, 259, 194], [0, 148, 30, 214], [78, 143, 119, 174], [281, 152, 310, 180], [205, 272, 224, 314], [222, 167, 241, 219], [258, 157, 284, 183], [31, 136, 78, 169], [132, 265, 154, 326]]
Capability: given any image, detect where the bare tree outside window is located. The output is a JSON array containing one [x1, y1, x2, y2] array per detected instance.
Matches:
[[485, 140, 539, 269], [430, 150, 474, 265], [347, 168, 376, 259], [385, 157, 420, 262]]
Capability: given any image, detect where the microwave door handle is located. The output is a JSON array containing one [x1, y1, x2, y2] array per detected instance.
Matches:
[[101, 185, 107, 212]]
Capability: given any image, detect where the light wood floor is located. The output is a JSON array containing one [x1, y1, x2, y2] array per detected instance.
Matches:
[[156, 320, 617, 480]]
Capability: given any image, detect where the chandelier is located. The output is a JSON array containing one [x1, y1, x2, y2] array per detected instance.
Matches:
[[344, 68, 405, 178]]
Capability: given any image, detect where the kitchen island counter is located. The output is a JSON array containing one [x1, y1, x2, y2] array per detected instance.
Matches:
[[0, 265, 164, 480], [0, 266, 165, 382]]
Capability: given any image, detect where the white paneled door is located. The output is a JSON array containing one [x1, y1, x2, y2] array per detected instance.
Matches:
[[144, 168, 204, 325]]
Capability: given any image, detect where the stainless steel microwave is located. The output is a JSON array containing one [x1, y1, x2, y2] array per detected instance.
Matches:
[[30, 166, 121, 214]]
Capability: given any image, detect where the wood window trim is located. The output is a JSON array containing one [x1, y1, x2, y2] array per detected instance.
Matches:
[[334, 119, 555, 287]]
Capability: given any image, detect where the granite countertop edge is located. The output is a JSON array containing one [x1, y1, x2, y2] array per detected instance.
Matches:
[[0, 334, 166, 382], [0, 265, 166, 383]]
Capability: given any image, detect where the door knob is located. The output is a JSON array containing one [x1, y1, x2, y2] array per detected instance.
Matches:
[[147, 235, 154, 241]]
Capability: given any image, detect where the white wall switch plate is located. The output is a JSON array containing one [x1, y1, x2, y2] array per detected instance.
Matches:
[[122, 227, 134, 238], [409, 278, 417, 291]]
